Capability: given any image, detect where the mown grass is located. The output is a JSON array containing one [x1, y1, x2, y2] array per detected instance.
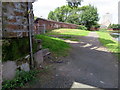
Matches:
[[35, 35, 70, 57], [97, 31, 120, 60], [58, 36, 79, 41], [46, 28, 90, 36], [35, 29, 89, 57]]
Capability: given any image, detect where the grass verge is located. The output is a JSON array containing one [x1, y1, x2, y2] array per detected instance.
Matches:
[[35, 35, 70, 57], [46, 28, 90, 36], [97, 31, 120, 60]]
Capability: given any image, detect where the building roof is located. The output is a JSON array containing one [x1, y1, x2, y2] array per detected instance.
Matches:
[[34, 18, 79, 26]]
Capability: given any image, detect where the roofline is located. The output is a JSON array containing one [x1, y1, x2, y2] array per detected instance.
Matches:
[[34, 18, 80, 26]]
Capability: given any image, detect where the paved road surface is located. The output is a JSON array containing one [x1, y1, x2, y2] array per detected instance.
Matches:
[[33, 32, 118, 89]]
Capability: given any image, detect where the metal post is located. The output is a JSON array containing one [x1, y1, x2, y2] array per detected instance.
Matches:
[[28, 2, 34, 69], [38, 24, 40, 34], [43, 24, 46, 34]]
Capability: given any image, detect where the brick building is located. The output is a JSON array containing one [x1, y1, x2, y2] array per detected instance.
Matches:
[[2, 2, 34, 38], [34, 18, 79, 34]]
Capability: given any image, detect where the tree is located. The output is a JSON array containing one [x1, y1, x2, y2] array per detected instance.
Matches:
[[34, 16, 39, 20], [80, 5, 99, 30], [66, 13, 80, 24], [66, 0, 83, 7], [48, 11, 56, 21], [48, 5, 99, 30], [108, 24, 120, 29], [48, 5, 72, 22]]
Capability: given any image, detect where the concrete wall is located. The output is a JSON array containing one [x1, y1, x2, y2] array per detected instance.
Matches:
[[2, 56, 30, 81], [2, 48, 44, 81], [34, 18, 79, 33]]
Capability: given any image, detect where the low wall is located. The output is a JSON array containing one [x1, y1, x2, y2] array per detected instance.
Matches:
[[2, 39, 43, 81], [2, 55, 30, 81], [90, 27, 99, 31], [34, 18, 79, 33]]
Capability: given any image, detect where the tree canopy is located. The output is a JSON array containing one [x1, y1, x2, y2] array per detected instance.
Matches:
[[80, 5, 99, 29], [66, 0, 83, 7], [108, 24, 120, 29], [48, 5, 99, 30]]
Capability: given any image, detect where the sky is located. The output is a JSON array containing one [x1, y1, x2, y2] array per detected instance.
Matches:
[[33, 0, 119, 24]]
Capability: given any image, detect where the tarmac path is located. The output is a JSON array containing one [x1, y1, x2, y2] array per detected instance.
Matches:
[[32, 32, 118, 89]]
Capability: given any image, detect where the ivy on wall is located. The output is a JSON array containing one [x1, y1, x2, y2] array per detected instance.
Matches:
[[2, 38, 38, 62]]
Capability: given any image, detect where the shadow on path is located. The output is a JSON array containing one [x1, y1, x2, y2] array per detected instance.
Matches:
[[30, 32, 118, 89]]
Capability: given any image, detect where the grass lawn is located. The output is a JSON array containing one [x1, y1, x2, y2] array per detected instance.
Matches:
[[35, 35, 70, 57], [97, 31, 120, 60], [36, 28, 89, 57], [46, 28, 90, 36]]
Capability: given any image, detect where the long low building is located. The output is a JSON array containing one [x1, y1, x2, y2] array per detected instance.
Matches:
[[34, 18, 79, 34]]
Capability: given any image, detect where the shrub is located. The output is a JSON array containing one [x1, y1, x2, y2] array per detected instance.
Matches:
[[77, 25, 87, 30], [91, 24, 100, 28], [2, 70, 39, 90], [108, 24, 120, 29]]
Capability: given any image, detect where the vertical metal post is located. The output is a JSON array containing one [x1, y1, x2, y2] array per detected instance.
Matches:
[[0, 1, 2, 90], [118, 1, 120, 24], [28, 2, 34, 69], [43, 24, 46, 34], [38, 24, 40, 34]]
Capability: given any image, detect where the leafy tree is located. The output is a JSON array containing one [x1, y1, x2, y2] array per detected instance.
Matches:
[[66, 14, 80, 24], [48, 6, 72, 22], [80, 5, 99, 30], [48, 5, 79, 23], [108, 24, 120, 29], [67, 0, 83, 7], [48, 11, 56, 21], [48, 5, 99, 30], [34, 16, 39, 20]]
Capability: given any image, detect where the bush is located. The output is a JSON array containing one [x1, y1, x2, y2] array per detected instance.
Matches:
[[77, 25, 87, 30], [108, 24, 120, 29], [2, 70, 39, 90], [91, 24, 100, 28]]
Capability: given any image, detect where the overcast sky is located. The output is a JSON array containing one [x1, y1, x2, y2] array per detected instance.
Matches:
[[33, 0, 119, 24]]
